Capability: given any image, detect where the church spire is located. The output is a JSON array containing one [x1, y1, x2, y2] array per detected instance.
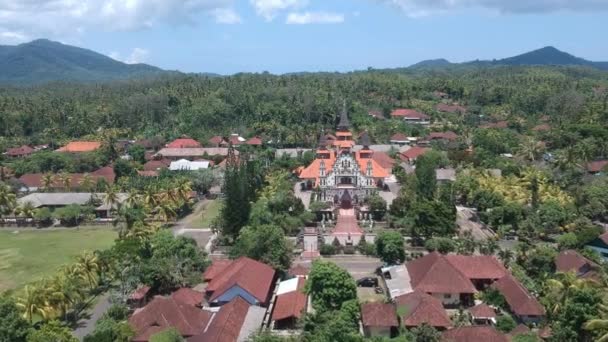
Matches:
[[337, 102, 350, 131]]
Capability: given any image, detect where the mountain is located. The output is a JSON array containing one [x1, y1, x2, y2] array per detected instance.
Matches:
[[0, 39, 173, 84], [408, 46, 608, 71]]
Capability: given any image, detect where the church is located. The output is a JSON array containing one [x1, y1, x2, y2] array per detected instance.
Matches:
[[299, 107, 390, 209]]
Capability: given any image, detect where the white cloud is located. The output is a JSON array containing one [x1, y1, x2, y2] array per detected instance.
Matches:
[[0, 30, 29, 44], [250, 0, 308, 21], [212, 8, 242, 24], [376, 0, 608, 17], [109, 51, 121, 60], [0, 0, 239, 43], [286, 11, 345, 24], [108, 48, 150, 64]]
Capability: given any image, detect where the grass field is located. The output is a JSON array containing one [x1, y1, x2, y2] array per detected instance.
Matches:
[[0, 228, 117, 291], [189, 200, 222, 228]]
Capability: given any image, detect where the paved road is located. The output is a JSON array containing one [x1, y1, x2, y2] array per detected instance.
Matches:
[[456, 206, 495, 241], [294, 256, 382, 278], [73, 293, 111, 341]]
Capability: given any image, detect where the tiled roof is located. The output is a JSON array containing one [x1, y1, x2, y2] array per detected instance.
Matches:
[[368, 110, 384, 119], [272, 280, 307, 321], [532, 124, 551, 131], [288, 264, 310, 277], [468, 303, 496, 319], [510, 324, 531, 336], [143, 159, 171, 171], [5, 145, 34, 156], [203, 259, 233, 281], [129, 296, 212, 341], [428, 131, 459, 141], [137, 170, 159, 177], [171, 288, 204, 307], [400, 147, 429, 161], [129, 286, 151, 300], [371, 151, 396, 170], [445, 255, 507, 280], [442, 326, 508, 342], [156, 148, 233, 158], [246, 137, 263, 146], [555, 249, 596, 274], [56, 141, 101, 153], [18, 166, 115, 189], [167, 138, 202, 148], [406, 252, 476, 294], [587, 160, 608, 173], [209, 136, 227, 146], [361, 302, 399, 328], [391, 109, 430, 119], [356, 152, 390, 178], [206, 257, 276, 305], [188, 296, 252, 342], [492, 274, 545, 317], [390, 133, 409, 142], [395, 290, 451, 328]]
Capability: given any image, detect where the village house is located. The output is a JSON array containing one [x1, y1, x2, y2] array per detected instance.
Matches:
[[395, 290, 452, 330], [18, 166, 116, 192], [17, 192, 127, 218], [4, 145, 34, 158], [56, 141, 102, 153], [426, 131, 459, 142], [399, 147, 429, 164], [436, 103, 467, 114], [208, 136, 228, 147], [586, 160, 608, 174], [479, 121, 509, 129], [390, 133, 411, 145], [492, 274, 545, 324], [155, 147, 233, 161], [587, 231, 608, 259], [166, 137, 202, 148], [361, 302, 399, 338], [390, 109, 431, 125], [436, 168, 457, 183], [468, 303, 497, 325], [246, 136, 263, 146], [271, 276, 308, 330], [368, 110, 385, 120], [169, 159, 211, 171], [555, 249, 599, 278]]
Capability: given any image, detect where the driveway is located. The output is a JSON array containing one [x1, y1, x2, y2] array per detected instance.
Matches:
[[73, 293, 111, 341], [456, 206, 495, 241]]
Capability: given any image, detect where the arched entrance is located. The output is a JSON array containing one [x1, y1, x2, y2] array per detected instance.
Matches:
[[340, 190, 352, 209]]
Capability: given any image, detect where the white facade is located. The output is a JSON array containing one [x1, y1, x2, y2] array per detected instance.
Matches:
[[169, 159, 210, 171]]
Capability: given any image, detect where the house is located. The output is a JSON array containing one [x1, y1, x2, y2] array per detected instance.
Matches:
[[155, 147, 233, 160], [288, 264, 310, 277], [271, 277, 307, 330], [228, 134, 246, 146], [361, 302, 399, 338], [427, 131, 459, 142], [17, 192, 127, 218], [555, 249, 598, 278], [129, 296, 213, 342], [394, 290, 451, 330], [128, 286, 151, 309], [166, 137, 202, 148], [188, 296, 266, 342], [436, 103, 467, 114], [442, 326, 508, 342], [492, 274, 545, 323], [169, 159, 211, 171], [436, 168, 457, 182], [390, 133, 410, 145], [4, 145, 34, 158], [18, 166, 116, 192], [143, 159, 171, 171], [390, 109, 431, 125], [56, 141, 102, 153], [203, 257, 276, 306], [587, 160, 608, 174], [433, 91, 449, 99], [587, 231, 608, 259], [399, 147, 429, 164], [135, 137, 165, 151], [469, 303, 497, 325], [209, 136, 228, 147], [171, 288, 205, 307], [246, 136, 263, 146]]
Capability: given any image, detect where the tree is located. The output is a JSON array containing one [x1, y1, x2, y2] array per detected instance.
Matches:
[[27, 320, 78, 342], [149, 328, 184, 342], [366, 194, 387, 221], [128, 144, 146, 164], [375, 231, 405, 264], [410, 200, 456, 242], [0, 295, 30, 342], [16, 284, 54, 323], [189, 169, 216, 194], [113, 159, 136, 179], [219, 148, 252, 241], [496, 315, 517, 333], [305, 260, 357, 312], [424, 237, 456, 254], [410, 324, 440, 342], [0, 182, 16, 216], [230, 224, 292, 272], [415, 154, 438, 200]]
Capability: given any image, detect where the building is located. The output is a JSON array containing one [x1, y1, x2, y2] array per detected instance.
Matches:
[[555, 249, 599, 278], [442, 326, 508, 342], [56, 141, 102, 153], [143, 159, 171, 172], [492, 274, 545, 323], [399, 147, 429, 164], [390, 133, 410, 145], [368, 110, 385, 119], [169, 159, 211, 171], [203, 257, 276, 307], [587, 160, 608, 174], [469, 303, 497, 325], [480, 121, 509, 129], [208, 136, 228, 147], [426, 131, 459, 142], [246, 136, 263, 146], [436, 168, 457, 182], [171, 288, 205, 307], [390, 109, 431, 125], [4, 145, 34, 158], [166, 137, 202, 148], [18, 166, 116, 192], [271, 277, 307, 330], [17, 192, 127, 218], [298, 107, 390, 207], [587, 232, 608, 259], [361, 302, 399, 338], [394, 290, 451, 330], [155, 147, 233, 160]]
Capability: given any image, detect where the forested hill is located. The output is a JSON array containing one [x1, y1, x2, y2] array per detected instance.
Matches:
[[0, 39, 173, 85], [408, 46, 608, 71]]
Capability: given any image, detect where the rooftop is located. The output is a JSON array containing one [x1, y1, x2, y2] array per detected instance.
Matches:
[[361, 302, 399, 327], [395, 290, 451, 328], [56, 141, 101, 153]]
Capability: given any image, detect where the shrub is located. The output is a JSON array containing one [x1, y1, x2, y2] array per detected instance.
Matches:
[[319, 244, 336, 256], [496, 315, 517, 333]]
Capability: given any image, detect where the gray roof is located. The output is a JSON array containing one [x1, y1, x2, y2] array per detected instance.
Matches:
[[237, 306, 266, 342], [275, 148, 313, 158], [435, 168, 457, 181], [352, 144, 396, 153], [18, 192, 127, 209], [156, 147, 233, 158]]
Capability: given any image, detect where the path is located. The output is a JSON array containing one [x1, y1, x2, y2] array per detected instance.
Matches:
[[73, 293, 111, 341], [456, 206, 495, 241], [294, 183, 311, 209], [172, 199, 210, 231]]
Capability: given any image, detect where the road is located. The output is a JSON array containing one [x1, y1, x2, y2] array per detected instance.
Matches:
[[456, 206, 496, 241], [294, 255, 382, 279], [73, 293, 111, 341]]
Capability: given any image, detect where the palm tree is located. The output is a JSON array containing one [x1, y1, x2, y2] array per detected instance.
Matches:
[[41, 173, 55, 192], [584, 319, 608, 342], [544, 272, 598, 316], [142, 187, 158, 209], [518, 136, 544, 162], [497, 249, 514, 268], [15, 201, 35, 219], [154, 202, 177, 222], [104, 186, 121, 216], [124, 190, 141, 208], [58, 172, 72, 191], [16, 284, 53, 322], [0, 183, 17, 217], [74, 251, 100, 289], [79, 173, 94, 192]]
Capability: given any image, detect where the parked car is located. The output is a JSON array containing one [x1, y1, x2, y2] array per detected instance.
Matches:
[[356, 277, 378, 287]]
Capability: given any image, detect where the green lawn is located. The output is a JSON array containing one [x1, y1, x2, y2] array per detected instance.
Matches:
[[189, 200, 222, 228], [0, 228, 117, 291]]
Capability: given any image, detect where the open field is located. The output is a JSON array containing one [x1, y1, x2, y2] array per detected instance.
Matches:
[[0, 228, 117, 291]]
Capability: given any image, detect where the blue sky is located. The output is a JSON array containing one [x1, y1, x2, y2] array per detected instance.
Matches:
[[1, 0, 607, 74]]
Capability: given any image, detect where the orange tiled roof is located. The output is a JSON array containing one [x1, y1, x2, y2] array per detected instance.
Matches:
[[336, 131, 352, 137], [356, 152, 389, 178], [334, 140, 355, 149], [56, 141, 101, 153]]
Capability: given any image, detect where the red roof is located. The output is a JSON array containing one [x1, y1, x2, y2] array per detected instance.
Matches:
[[171, 288, 204, 307], [272, 280, 307, 321], [400, 147, 429, 162], [18, 166, 116, 189], [228, 135, 243, 145], [246, 137, 263, 146], [206, 257, 276, 305], [209, 136, 227, 146], [5, 145, 34, 157], [510, 324, 531, 336], [129, 296, 212, 341], [390, 133, 409, 142], [587, 160, 608, 173], [56, 141, 101, 153], [361, 302, 399, 328], [468, 303, 496, 319], [372, 151, 396, 170], [555, 249, 596, 275], [395, 290, 451, 328], [167, 138, 201, 149], [445, 255, 507, 280], [492, 274, 545, 317], [288, 264, 310, 277], [391, 109, 430, 119], [406, 253, 476, 294], [436, 104, 467, 113], [189, 296, 251, 342], [332, 209, 364, 236], [368, 110, 384, 119], [427, 131, 459, 141], [203, 259, 233, 282], [442, 326, 508, 342], [129, 286, 151, 300], [143, 159, 170, 171]]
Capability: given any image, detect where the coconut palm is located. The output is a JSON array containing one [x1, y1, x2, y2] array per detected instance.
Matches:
[[0, 183, 17, 217], [544, 271, 598, 316], [16, 284, 53, 322], [518, 136, 545, 162], [497, 249, 514, 268], [104, 186, 121, 212], [14, 201, 35, 218], [58, 173, 72, 191], [74, 251, 101, 289], [142, 187, 158, 209], [124, 190, 141, 208], [41, 173, 55, 192], [79, 173, 94, 192], [154, 202, 177, 222]]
